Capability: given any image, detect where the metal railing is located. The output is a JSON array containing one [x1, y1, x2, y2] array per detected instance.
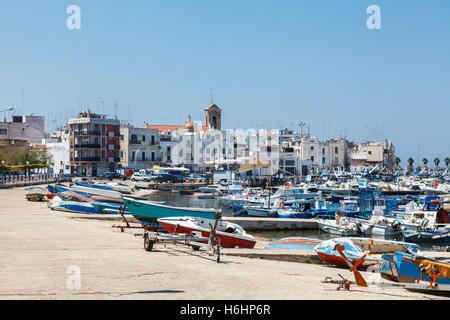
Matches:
[[0, 174, 72, 189]]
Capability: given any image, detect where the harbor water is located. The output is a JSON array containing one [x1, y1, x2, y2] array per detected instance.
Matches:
[[147, 191, 449, 253]]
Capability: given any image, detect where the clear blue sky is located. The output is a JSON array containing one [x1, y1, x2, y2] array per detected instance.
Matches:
[[0, 0, 449, 165]]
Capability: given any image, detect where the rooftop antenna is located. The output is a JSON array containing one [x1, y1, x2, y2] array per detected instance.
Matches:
[[113, 101, 118, 119], [21, 88, 25, 115]]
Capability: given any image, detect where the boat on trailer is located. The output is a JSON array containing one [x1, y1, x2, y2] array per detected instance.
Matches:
[[157, 216, 256, 249], [123, 196, 219, 223]]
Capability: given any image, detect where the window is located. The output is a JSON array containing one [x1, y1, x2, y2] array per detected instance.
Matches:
[[335, 147, 338, 154], [322, 148, 325, 155], [311, 156, 315, 161], [151, 152, 155, 161], [120, 151, 123, 158], [142, 152, 145, 161], [120, 135, 124, 141], [131, 151, 135, 161], [310, 146, 314, 151], [151, 135, 155, 145], [0, 129, 7, 135], [142, 135, 146, 142]]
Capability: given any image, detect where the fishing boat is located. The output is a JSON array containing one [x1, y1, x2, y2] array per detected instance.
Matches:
[[198, 185, 223, 194], [179, 189, 199, 195], [277, 200, 315, 219], [192, 192, 220, 199], [246, 206, 278, 218], [314, 237, 419, 270], [25, 187, 47, 201], [49, 201, 99, 214], [381, 251, 450, 285], [123, 196, 219, 223], [317, 212, 371, 236], [157, 216, 256, 249], [402, 228, 450, 244]]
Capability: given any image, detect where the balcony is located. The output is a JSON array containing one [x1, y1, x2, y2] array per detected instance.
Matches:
[[72, 131, 101, 136], [73, 143, 101, 149], [130, 139, 141, 145], [71, 157, 101, 162]]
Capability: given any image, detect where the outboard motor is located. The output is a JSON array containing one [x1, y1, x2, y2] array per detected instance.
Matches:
[[391, 220, 401, 231], [355, 221, 363, 235]]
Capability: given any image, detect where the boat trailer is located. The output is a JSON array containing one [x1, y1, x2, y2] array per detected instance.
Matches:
[[143, 212, 223, 263], [111, 205, 162, 233], [322, 244, 450, 292]]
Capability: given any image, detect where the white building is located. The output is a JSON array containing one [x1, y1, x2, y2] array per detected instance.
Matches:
[[44, 129, 70, 174]]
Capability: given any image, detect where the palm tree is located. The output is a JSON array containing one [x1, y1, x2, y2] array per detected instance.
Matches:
[[407, 158, 414, 173], [395, 157, 401, 170], [444, 157, 450, 168], [434, 158, 440, 169]]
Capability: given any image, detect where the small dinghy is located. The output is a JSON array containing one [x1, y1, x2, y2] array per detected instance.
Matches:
[[25, 187, 47, 201], [157, 216, 256, 249], [313, 237, 419, 270]]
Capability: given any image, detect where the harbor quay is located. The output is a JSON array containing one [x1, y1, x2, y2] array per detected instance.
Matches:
[[1, 186, 449, 300]]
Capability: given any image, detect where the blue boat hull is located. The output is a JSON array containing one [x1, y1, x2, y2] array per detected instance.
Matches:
[[381, 252, 450, 284]]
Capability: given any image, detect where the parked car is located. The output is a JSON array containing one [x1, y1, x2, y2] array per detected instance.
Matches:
[[131, 173, 152, 182]]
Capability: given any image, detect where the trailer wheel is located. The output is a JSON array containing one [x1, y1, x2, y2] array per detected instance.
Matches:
[[192, 246, 200, 251], [144, 236, 154, 252]]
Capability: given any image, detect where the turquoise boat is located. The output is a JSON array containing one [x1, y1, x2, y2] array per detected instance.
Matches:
[[123, 196, 220, 223]]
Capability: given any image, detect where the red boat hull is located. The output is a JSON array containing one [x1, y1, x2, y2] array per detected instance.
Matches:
[[316, 252, 378, 270], [158, 221, 256, 249]]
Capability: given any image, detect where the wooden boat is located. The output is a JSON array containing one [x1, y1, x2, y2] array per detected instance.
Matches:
[[88, 194, 124, 204], [74, 181, 114, 190], [314, 237, 419, 270], [25, 187, 47, 201], [123, 196, 219, 223], [58, 190, 94, 202], [47, 184, 70, 194], [157, 216, 256, 249], [72, 185, 123, 199], [381, 251, 450, 285]]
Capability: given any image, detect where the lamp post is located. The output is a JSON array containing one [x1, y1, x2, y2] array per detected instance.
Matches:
[[0, 106, 14, 122], [298, 122, 306, 181]]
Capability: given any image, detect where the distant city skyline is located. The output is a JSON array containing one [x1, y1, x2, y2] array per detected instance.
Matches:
[[1, 0, 449, 164]]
